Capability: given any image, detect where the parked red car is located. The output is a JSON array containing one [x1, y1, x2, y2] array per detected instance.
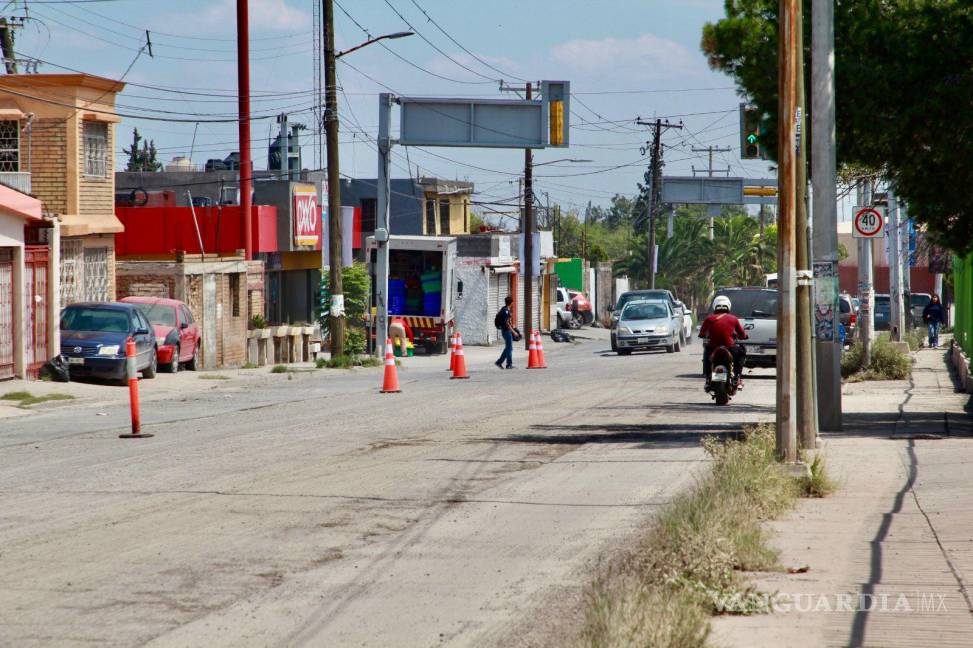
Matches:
[[120, 297, 200, 372]]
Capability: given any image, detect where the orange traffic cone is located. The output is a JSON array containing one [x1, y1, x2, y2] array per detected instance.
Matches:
[[534, 330, 547, 368], [447, 332, 457, 371], [451, 333, 470, 379], [527, 330, 541, 368], [380, 339, 401, 393]]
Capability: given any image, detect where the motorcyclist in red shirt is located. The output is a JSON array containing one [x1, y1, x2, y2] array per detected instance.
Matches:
[[698, 295, 748, 387]]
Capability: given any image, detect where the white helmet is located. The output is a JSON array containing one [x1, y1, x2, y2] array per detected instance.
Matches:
[[713, 295, 732, 312]]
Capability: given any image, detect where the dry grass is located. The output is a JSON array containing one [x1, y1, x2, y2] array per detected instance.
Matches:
[[577, 424, 823, 648], [1, 391, 75, 408]]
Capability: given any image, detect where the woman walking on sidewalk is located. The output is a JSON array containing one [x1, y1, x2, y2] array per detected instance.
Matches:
[[922, 293, 945, 348]]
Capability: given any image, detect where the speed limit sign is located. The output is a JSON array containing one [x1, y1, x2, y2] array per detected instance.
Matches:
[[853, 206, 885, 238]]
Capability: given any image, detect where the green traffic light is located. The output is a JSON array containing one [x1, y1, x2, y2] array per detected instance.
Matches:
[[747, 133, 758, 144]]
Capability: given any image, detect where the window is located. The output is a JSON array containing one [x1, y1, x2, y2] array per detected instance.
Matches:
[[229, 273, 240, 317], [425, 199, 436, 235], [360, 198, 376, 234], [83, 121, 109, 177], [181, 305, 194, 324], [439, 199, 451, 235], [135, 303, 177, 327], [0, 120, 19, 172]]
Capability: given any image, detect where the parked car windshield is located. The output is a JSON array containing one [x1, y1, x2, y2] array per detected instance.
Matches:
[[616, 291, 672, 310], [911, 294, 931, 308], [622, 303, 668, 321], [713, 290, 778, 319], [61, 307, 131, 333], [134, 303, 177, 327]]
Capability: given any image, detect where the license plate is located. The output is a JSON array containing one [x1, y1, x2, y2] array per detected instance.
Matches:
[[68, 356, 84, 365], [749, 346, 764, 354], [637, 337, 649, 344], [712, 372, 728, 383]]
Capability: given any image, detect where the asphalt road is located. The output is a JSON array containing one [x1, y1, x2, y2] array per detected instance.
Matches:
[[0, 331, 777, 647]]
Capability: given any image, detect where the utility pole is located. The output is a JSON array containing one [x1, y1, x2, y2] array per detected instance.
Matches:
[[0, 17, 20, 74], [637, 118, 682, 289], [811, 0, 842, 431], [887, 186, 906, 341], [795, 4, 817, 450], [236, 0, 253, 261], [858, 179, 874, 367], [523, 82, 535, 349], [691, 146, 731, 177], [777, 0, 800, 463], [323, 0, 345, 357]]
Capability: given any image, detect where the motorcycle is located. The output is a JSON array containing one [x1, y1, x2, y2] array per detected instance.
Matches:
[[705, 345, 739, 406]]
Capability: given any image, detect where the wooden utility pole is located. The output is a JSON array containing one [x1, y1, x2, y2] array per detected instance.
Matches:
[[776, 0, 799, 463], [795, 3, 818, 450], [637, 118, 682, 289], [523, 82, 534, 349], [237, 0, 253, 261], [323, 0, 345, 356]]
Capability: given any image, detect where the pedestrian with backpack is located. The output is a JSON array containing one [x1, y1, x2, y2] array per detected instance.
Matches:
[[922, 294, 945, 348], [495, 295, 515, 369]]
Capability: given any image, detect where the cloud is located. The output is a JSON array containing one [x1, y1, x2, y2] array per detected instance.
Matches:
[[198, 0, 309, 33], [550, 33, 703, 81]]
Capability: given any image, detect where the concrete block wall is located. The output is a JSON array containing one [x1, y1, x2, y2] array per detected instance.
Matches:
[[31, 119, 69, 215]]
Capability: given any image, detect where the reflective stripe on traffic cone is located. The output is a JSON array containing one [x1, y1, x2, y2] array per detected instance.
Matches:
[[534, 330, 547, 368], [451, 333, 469, 379], [381, 338, 401, 393], [527, 330, 540, 368], [447, 332, 457, 371]]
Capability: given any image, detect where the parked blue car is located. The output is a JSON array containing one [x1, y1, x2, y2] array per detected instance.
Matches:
[[60, 303, 158, 382]]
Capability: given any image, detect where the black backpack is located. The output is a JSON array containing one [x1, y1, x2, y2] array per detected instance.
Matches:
[[494, 308, 505, 329]]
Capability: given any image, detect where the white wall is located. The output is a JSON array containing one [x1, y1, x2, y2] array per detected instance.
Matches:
[[455, 264, 491, 346]]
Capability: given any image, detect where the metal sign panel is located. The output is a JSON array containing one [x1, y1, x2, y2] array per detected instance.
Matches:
[[661, 176, 745, 205], [852, 206, 885, 238], [399, 97, 546, 148]]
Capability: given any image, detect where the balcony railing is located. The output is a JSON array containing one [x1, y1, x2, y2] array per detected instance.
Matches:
[[0, 171, 31, 194]]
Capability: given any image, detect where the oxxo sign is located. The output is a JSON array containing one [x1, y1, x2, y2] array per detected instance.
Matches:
[[293, 188, 320, 248]]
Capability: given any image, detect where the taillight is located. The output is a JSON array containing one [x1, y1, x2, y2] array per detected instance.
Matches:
[[850, 313, 857, 325]]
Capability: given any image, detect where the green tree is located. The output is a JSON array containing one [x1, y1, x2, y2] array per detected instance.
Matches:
[[701, 1, 973, 253], [123, 128, 162, 172]]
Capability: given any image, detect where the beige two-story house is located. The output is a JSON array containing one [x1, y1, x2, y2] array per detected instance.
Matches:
[[0, 73, 125, 306]]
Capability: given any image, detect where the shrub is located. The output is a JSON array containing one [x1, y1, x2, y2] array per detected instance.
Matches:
[[249, 314, 266, 330], [270, 364, 289, 374], [842, 338, 911, 381]]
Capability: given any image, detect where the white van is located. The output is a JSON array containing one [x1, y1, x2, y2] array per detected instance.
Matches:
[[708, 287, 777, 369]]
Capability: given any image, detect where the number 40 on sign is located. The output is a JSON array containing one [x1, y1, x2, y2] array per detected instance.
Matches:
[[852, 206, 885, 239]]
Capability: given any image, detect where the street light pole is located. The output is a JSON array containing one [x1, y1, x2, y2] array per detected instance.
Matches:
[[322, 0, 412, 357]]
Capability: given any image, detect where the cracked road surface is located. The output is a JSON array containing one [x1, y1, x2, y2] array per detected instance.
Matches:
[[0, 334, 776, 646]]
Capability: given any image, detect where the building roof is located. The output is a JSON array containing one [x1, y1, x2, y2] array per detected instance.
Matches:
[[0, 73, 125, 93], [0, 182, 42, 222]]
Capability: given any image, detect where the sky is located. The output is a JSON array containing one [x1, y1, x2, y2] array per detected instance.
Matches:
[[10, 0, 810, 219]]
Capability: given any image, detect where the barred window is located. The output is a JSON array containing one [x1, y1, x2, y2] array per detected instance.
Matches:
[[0, 120, 19, 172], [83, 121, 108, 177]]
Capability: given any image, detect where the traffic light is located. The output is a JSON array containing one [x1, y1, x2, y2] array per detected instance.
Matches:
[[739, 103, 763, 160]]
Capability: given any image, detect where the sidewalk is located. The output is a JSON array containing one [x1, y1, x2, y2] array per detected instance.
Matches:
[[712, 343, 973, 647]]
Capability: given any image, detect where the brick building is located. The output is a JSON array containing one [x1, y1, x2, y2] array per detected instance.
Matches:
[[116, 257, 249, 369], [0, 73, 126, 306]]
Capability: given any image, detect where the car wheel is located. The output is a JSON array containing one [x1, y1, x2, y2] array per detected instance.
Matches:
[[674, 336, 682, 353], [168, 345, 180, 373], [557, 314, 565, 329], [143, 348, 157, 379], [186, 344, 199, 371], [666, 342, 675, 353], [610, 334, 617, 352]]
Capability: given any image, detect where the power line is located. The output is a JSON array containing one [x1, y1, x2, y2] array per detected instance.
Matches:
[[380, 0, 499, 82]]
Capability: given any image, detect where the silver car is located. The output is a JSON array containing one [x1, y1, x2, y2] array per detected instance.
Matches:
[[615, 300, 682, 355], [709, 288, 777, 369]]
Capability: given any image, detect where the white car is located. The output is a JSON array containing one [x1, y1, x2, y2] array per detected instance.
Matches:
[[614, 300, 683, 355], [708, 287, 777, 369]]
